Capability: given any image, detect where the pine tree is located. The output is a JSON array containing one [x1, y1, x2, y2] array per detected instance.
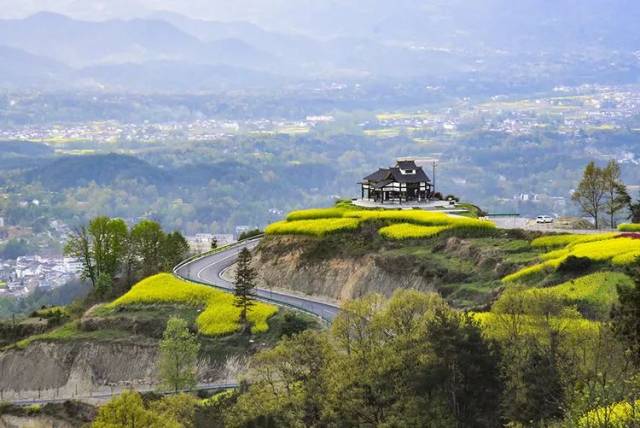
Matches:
[[234, 248, 257, 326]]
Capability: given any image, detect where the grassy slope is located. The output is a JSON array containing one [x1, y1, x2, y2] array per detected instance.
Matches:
[[4, 274, 320, 359], [260, 225, 542, 309]]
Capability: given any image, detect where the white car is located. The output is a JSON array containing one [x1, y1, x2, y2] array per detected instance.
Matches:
[[536, 215, 554, 224]]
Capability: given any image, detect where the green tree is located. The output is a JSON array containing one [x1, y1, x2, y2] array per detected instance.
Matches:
[[64, 217, 128, 288], [92, 390, 173, 428], [226, 331, 332, 427], [233, 248, 257, 326], [131, 219, 165, 277], [628, 192, 640, 224], [210, 237, 218, 250], [89, 216, 128, 280], [159, 316, 200, 393], [95, 272, 113, 298], [162, 231, 190, 272], [64, 225, 96, 287], [149, 393, 200, 428], [603, 160, 631, 228], [417, 309, 502, 427], [572, 162, 607, 229]]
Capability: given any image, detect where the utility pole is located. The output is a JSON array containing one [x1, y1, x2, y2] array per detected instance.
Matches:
[[432, 160, 437, 196]]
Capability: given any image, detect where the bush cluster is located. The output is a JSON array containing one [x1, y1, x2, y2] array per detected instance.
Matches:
[[618, 223, 640, 232]]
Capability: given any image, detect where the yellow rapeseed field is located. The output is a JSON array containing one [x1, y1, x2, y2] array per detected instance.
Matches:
[[531, 233, 619, 248], [110, 273, 278, 335], [286, 207, 349, 221], [579, 400, 640, 427], [504, 235, 640, 283], [265, 218, 361, 237], [378, 223, 450, 240], [266, 204, 494, 239], [473, 312, 600, 343]]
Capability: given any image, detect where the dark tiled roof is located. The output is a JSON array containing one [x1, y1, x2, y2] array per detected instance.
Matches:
[[390, 167, 430, 183], [363, 168, 391, 181], [372, 179, 394, 189], [397, 160, 418, 170], [363, 163, 431, 184]]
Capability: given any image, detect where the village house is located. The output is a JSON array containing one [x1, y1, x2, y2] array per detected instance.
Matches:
[[360, 160, 434, 204]]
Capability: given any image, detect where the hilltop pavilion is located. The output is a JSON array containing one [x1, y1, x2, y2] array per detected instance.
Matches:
[[360, 160, 434, 204]]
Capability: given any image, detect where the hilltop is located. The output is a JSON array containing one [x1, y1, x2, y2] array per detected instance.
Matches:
[[4, 202, 640, 426], [254, 202, 637, 317]]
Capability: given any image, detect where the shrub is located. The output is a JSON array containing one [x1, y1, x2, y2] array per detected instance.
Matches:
[[110, 274, 278, 335], [280, 312, 313, 337], [265, 218, 361, 237], [378, 223, 450, 240], [238, 229, 262, 241], [618, 223, 640, 232], [557, 256, 592, 274]]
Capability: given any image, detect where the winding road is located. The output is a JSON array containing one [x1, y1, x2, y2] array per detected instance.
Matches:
[[174, 237, 340, 322], [8, 239, 339, 406]]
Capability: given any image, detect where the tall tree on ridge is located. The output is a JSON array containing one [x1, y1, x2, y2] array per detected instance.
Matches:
[[572, 162, 606, 229], [602, 160, 631, 229], [131, 219, 165, 277]]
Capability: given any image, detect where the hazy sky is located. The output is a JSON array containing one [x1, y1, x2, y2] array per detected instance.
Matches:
[[0, 0, 303, 22]]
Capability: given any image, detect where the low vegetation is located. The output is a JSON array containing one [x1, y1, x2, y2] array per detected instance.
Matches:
[[93, 275, 640, 426], [265, 218, 361, 237], [619, 223, 640, 232], [286, 207, 350, 221], [504, 234, 640, 283], [531, 232, 620, 248], [266, 202, 495, 240], [110, 273, 278, 335], [378, 223, 450, 239], [579, 400, 640, 428]]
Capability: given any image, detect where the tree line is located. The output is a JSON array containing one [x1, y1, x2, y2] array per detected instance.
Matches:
[[92, 270, 640, 427], [572, 160, 640, 229], [64, 217, 190, 297]]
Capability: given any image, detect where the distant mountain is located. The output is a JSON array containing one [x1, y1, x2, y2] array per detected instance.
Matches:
[[0, 45, 68, 88], [147, 11, 320, 63], [0, 12, 205, 66], [2, 3, 640, 92], [0, 12, 273, 69], [22, 153, 169, 189]]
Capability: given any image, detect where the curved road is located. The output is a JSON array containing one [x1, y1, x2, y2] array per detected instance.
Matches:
[[174, 238, 340, 322]]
